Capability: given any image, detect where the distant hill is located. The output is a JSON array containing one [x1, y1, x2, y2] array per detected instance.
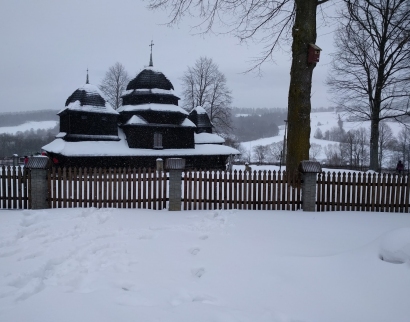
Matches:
[[0, 109, 59, 127]]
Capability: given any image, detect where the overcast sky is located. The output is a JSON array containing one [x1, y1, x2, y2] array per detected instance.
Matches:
[[0, 0, 338, 113]]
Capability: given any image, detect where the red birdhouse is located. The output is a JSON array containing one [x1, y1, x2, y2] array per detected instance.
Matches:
[[308, 43, 322, 63]]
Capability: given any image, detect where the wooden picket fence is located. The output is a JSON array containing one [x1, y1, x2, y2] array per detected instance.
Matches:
[[0, 166, 30, 209], [48, 167, 168, 209], [2, 165, 410, 212], [182, 170, 302, 210], [317, 171, 410, 212]]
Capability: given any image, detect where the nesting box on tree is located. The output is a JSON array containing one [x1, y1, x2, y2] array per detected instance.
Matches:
[[308, 43, 322, 63]]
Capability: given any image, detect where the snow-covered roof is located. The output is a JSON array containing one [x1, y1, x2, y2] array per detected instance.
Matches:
[[43, 129, 239, 157], [180, 119, 196, 127], [118, 103, 188, 115], [58, 100, 118, 115], [126, 115, 148, 125], [79, 83, 103, 95], [127, 67, 174, 91], [122, 88, 174, 96], [192, 106, 207, 114], [65, 83, 105, 106], [64, 134, 120, 141], [194, 132, 225, 144], [188, 106, 213, 128]]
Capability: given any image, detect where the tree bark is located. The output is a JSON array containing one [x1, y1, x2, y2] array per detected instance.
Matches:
[[369, 116, 380, 171], [286, 0, 318, 174]]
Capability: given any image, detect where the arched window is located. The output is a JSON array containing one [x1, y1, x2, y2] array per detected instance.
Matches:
[[154, 132, 163, 149]]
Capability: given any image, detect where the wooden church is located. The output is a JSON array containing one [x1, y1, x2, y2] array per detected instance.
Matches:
[[42, 50, 238, 169]]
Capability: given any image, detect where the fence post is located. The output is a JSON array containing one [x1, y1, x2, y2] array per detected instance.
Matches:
[[26, 156, 51, 209], [156, 158, 164, 171], [299, 160, 322, 212], [166, 158, 185, 211], [13, 154, 19, 166]]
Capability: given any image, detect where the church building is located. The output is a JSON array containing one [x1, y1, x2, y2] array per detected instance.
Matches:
[[42, 50, 238, 169]]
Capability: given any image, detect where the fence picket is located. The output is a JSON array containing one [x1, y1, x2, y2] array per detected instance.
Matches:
[[17, 167, 22, 209], [152, 168, 157, 210], [394, 175, 401, 213], [281, 172, 287, 211], [194, 170, 198, 210], [217, 170, 224, 209], [147, 168, 152, 210], [102, 168, 107, 208], [142, 168, 147, 209], [198, 170, 203, 210], [7, 167, 12, 209], [365, 173, 371, 211], [405, 175, 410, 213]]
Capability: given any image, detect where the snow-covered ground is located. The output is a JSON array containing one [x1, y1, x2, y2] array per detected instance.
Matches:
[[0, 208, 409, 322], [241, 111, 404, 163], [0, 121, 58, 135]]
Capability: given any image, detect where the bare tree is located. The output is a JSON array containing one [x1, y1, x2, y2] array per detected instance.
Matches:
[[99, 62, 130, 110], [378, 122, 395, 169], [327, 0, 410, 171], [340, 128, 370, 167], [147, 0, 331, 174], [253, 145, 268, 164], [181, 57, 233, 133], [394, 126, 410, 170], [324, 144, 346, 166], [239, 144, 252, 163], [267, 141, 284, 162], [309, 143, 322, 160]]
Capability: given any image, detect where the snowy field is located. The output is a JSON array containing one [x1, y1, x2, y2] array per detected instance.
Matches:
[[0, 208, 410, 322], [241, 111, 404, 163], [0, 121, 58, 135]]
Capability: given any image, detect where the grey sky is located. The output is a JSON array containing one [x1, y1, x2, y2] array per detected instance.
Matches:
[[0, 0, 337, 113]]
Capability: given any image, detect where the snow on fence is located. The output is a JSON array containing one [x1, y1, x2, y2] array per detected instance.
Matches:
[[182, 170, 302, 210], [317, 171, 410, 212], [48, 167, 168, 209], [0, 166, 30, 209]]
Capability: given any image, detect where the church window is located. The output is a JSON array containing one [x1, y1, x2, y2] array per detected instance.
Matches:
[[154, 132, 163, 149]]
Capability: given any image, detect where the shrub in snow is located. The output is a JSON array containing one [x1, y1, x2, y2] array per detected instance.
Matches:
[[379, 227, 410, 264]]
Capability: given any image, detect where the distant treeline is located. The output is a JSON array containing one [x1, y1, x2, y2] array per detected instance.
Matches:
[[232, 107, 287, 116], [0, 109, 59, 127], [231, 108, 286, 141], [0, 126, 59, 157]]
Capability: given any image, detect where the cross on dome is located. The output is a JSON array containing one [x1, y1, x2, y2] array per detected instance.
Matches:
[[149, 40, 154, 67]]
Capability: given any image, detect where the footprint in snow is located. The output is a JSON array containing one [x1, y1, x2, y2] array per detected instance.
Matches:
[[191, 267, 205, 278], [189, 247, 200, 255]]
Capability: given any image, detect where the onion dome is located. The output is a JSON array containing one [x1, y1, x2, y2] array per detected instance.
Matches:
[[65, 83, 106, 107], [126, 67, 174, 91]]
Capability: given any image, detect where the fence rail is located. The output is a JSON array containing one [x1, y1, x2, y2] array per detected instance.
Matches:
[[0, 166, 30, 209], [317, 171, 410, 212], [182, 170, 302, 210], [48, 167, 168, 209]]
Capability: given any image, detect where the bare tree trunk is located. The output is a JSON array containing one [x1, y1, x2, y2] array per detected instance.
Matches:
[[286, 0, 318, 174], [370, 118, 380, 170]]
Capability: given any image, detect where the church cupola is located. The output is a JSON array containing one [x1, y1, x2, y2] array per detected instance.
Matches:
[[188, 106, 213, 134], [57, 71, 120, 142], [120, 42, 180, 108]]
